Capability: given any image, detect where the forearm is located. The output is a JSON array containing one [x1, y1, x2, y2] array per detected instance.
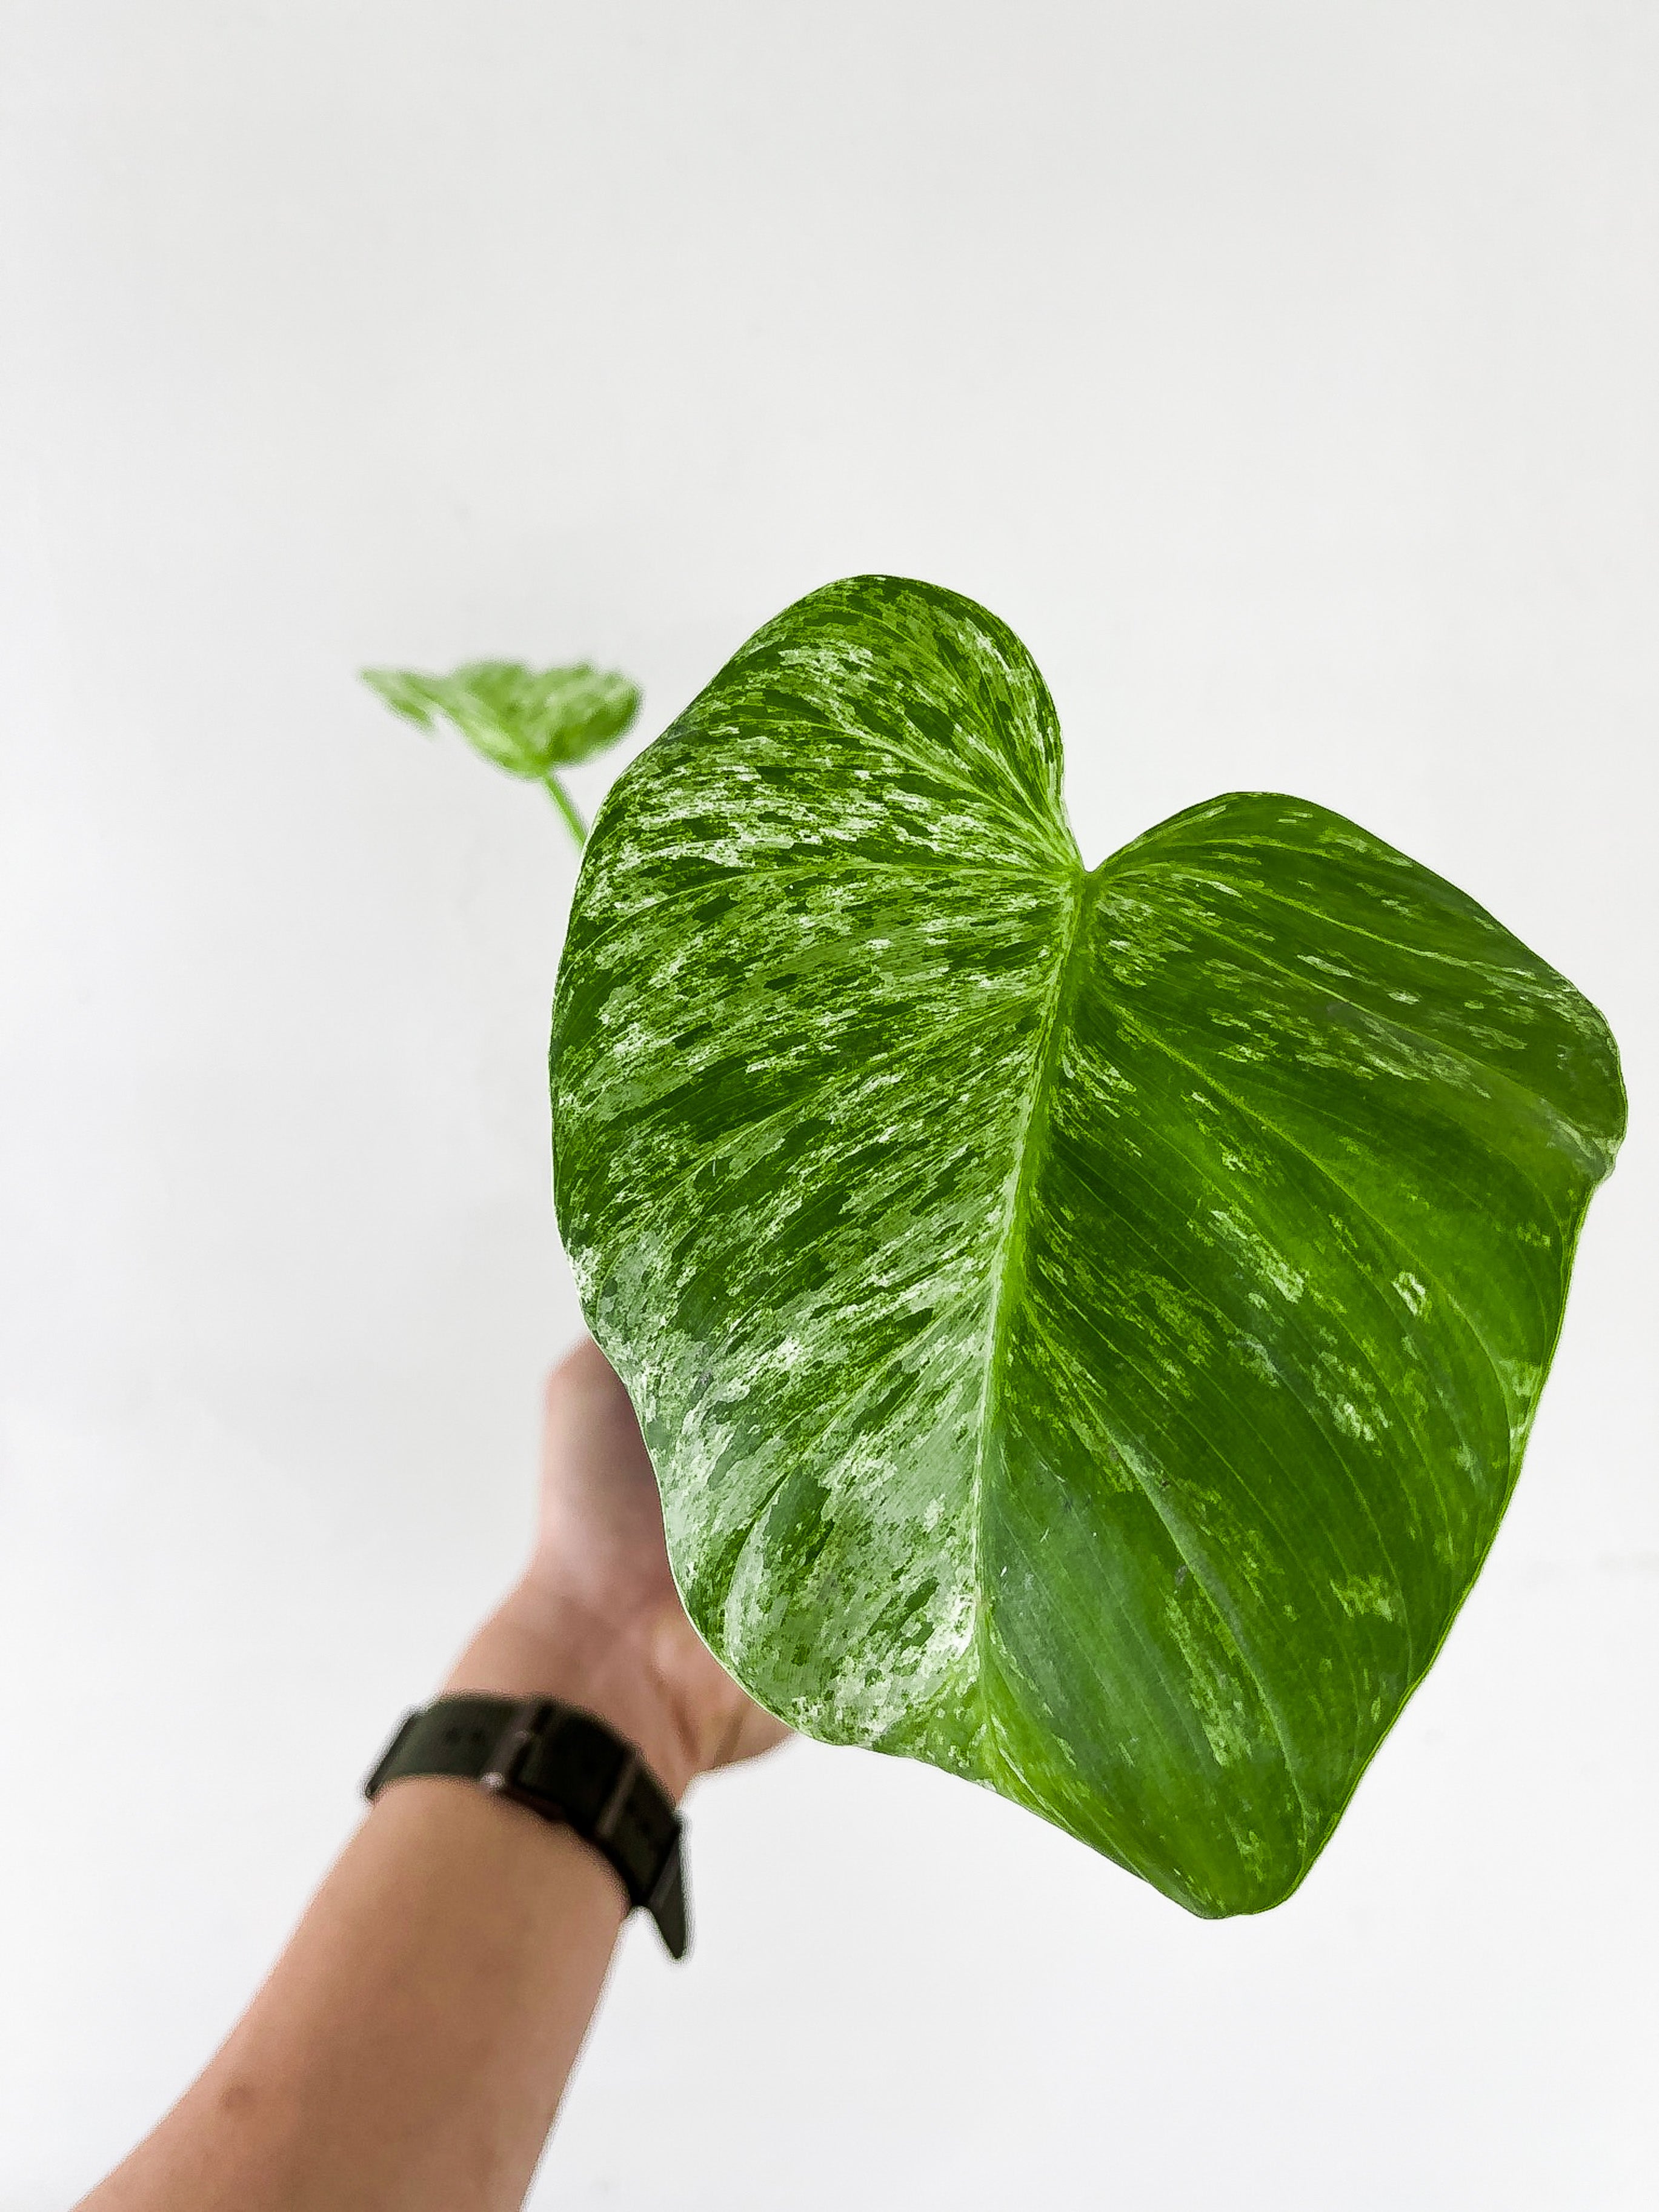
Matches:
[[80, 1591, 681, 2212], [78, 1337, 786, 2211]]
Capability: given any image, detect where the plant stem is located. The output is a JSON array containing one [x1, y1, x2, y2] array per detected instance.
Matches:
[[544, 775, 587, 849]]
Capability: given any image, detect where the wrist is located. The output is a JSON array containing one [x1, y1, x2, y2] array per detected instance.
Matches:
[[442, 1584, 701, 1804]]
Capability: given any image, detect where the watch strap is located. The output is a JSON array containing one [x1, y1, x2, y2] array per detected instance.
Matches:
[[365, 1695, 688, 1959]]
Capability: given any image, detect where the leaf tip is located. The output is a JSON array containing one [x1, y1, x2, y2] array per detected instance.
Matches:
[[361, 666, 437, 732]]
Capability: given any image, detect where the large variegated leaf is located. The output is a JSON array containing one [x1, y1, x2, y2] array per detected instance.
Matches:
[[550, 575, 1624, 1916]]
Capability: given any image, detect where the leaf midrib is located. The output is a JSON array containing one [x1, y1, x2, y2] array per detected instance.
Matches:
[[966, 860, 1091, 1761], [959, 857, 1323, 1859]]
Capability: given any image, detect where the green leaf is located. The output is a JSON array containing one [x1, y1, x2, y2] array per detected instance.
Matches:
[[362, 659, 641, 845], [550, 575, 1624, 1917]]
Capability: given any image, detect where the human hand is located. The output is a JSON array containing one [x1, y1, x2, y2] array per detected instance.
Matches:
[[446, 1337, 789, 1801]]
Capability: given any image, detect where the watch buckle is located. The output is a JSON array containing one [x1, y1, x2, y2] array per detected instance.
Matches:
[[480, 1698, 556, 1795]]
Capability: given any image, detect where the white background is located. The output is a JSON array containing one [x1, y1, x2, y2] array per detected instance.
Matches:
[[2, 5, 1655, 2205]]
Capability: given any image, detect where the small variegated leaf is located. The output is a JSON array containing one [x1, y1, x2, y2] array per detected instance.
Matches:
[[550, 575, 1624, 1917], [364, 659, 640, 843]]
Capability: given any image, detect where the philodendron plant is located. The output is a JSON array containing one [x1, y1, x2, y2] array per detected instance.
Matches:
[[375, 576, 1624, 1919]]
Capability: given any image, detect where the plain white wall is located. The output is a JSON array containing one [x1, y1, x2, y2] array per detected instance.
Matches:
[[2, 4, 1654, 2204]]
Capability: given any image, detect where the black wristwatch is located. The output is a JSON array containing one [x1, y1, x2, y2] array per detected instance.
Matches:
[[365, 1695, 688, 1959]]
